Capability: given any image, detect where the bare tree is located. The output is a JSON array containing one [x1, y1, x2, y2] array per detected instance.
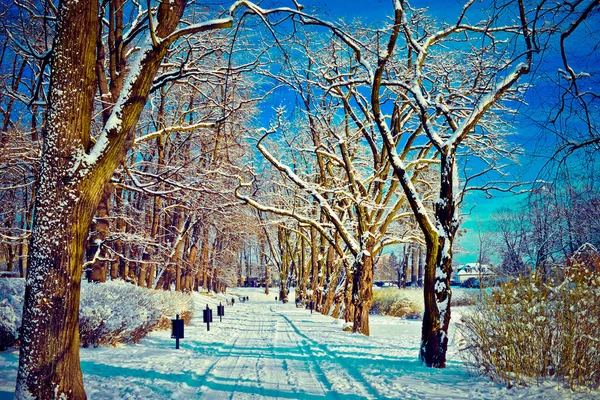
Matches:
[[9, 0, 279, 396]]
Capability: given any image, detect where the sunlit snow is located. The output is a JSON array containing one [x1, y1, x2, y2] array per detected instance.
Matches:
[[0, 288, 590, 399]]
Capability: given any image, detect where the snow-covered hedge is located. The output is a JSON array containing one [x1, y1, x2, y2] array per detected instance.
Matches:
[[459, 266, 600, 391], [0, 279, 193, 349], [370, 289, 422, 318], [0, 278, 25, 350], [79, 280, 163, 347], [152, 288, 194, 330]]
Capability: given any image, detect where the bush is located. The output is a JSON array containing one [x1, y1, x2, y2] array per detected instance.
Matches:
[[152, 289, 193, 330], [371, 289, 423, 318], [79, 281, 163, 347], [459, 266, 600, 391], [0, 278, 25, 350], [460, 277, 481, 288], [451, 289, 477, 307], [0, 279, 194, 349]]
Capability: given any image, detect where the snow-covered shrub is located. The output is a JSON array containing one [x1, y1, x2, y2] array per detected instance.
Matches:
[[79, 281, 194, 347], [0, 279, 194, 349], [152, 289, 193, 330], [371, 289, 422, 318], [0, 278, 25, 350], [79, 281, 162, 347], [450, 289, 477, 307], [459, 266, 600, 391]]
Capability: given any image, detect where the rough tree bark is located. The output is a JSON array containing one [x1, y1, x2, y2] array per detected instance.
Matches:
[[16, 0, 232, 396], [16, 2, 99, 397]]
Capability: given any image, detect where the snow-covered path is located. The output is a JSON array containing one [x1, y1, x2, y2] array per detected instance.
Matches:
[[0, 288, 595, 399]]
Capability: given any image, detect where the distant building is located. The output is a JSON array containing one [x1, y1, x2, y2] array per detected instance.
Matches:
[[452, 263, 494, 284]]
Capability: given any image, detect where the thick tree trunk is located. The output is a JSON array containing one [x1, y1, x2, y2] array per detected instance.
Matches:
[[16, 2, 99, 397], [17, 0, 201, 395], [420, 241, 444, 367], [351, 243, 374, 336], [420, 153, 456, 368]]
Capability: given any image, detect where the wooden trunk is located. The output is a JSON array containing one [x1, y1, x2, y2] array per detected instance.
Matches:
[[351, 244, 374, 336]]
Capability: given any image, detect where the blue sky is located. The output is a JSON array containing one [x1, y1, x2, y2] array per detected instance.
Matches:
[[297, 0, 599, 264], [294, 0, 532, 263], [232, 0, 598, 264]]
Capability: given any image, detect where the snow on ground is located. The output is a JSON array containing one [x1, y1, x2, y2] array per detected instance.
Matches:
[[0, 287, 596, 399]]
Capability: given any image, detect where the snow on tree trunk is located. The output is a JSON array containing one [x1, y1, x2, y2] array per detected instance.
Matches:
[[420, 153, 457, 368], [351, 241, 374, 336], [16, 1, 98, 397], [16, 0, 219, 395]]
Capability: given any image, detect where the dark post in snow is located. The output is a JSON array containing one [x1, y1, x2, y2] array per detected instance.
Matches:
[[217, 302, 225, 322], [203, 305, 213, 331], [309, 301, 315, 314], [171, 314, 184, 349], [232, 297, 235, 306]]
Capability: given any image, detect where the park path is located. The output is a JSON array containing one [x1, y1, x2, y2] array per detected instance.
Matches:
[[1, 288, 591, 399], [185, 293, 374, 399]]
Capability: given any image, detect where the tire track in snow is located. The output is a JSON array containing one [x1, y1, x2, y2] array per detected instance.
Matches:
[[193, 303, 296, 399], [271, 315, 332, 398], [191, 300, 340, 399], [275, 314, 338, 399], [181, 295, 375, 399], [193, 313, 264, 398], [276, 310, 381, 399]]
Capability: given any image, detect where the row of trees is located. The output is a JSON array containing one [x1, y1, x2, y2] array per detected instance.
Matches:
[[234, 0, 535, 368], [0, 1, 259, 294], [0, 0, 597, 397]]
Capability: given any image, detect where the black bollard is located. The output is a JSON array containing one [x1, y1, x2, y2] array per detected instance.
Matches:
[[171, 314, 184, 349], [217, 302, 224, 322], [203, 305, 213, 331]]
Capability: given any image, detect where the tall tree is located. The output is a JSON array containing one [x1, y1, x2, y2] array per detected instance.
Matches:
[[15, 0, 233, 396]]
